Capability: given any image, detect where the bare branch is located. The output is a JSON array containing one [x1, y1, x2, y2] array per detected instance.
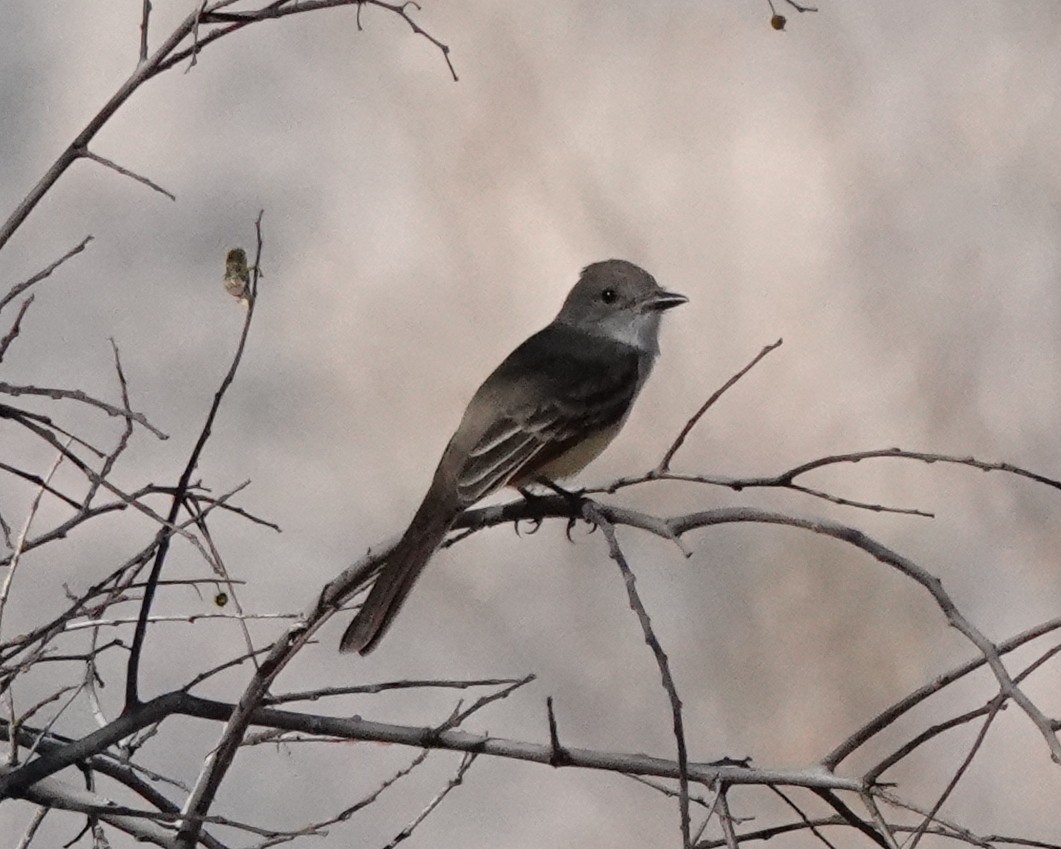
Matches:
[[864, 639, 1061, 782], [381, 752, 477, 849], [906, 703, 1001, 849], [0, 459, 81, 510], [84, 338, 137, 504], [810, 789, 890, 849], [140, 0, 152, 62], [0, 403, 108, 457], [455, 495, 1061, 763], [65, 612, 301, 631], [82, 150, 176, 201], [0, 382, 167, 439], [770, 786, 843, 849], [0, 2, 452, 250], [265, 676, 535, 706], [584, 502, 692, 849], [0, 296, 33, 363], [14, 805, 49, 849], [0, 445, 69, 638], [0, 236, 92, 313], [432, 674, 535, 734], [0, 686, 873, 805], [657, 338, 782, 473], [246, 749, 431, 849], [125, 211, 264, 708], [0, 763, 184, 847], [715, 791, 740, 849], [664, 506, 1061, 762], [160, 1, 458, 80], [775, 447, 1061, 492]]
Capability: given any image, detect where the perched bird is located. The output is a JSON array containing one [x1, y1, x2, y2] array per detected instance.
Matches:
[[223, 248, 252, 307], [339, 260, 687, 655]]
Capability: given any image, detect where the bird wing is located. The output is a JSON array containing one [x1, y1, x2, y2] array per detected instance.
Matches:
[[448, 324, 644, 505]]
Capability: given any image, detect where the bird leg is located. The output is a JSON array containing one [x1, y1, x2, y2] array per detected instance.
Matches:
[[532, 477, 595, 541], [515, 486, 547, 535]]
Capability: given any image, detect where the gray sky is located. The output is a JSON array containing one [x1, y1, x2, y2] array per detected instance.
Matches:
[[1, 2, 1060, 846]]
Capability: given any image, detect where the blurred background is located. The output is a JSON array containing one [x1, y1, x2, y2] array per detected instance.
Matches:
[[1, 1, 1059, 846]]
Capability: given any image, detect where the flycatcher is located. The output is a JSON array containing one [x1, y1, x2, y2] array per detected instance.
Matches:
[[339, 259, 687, 654]]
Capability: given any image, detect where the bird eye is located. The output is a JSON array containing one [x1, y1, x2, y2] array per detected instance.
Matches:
[[600, 288, 617, 304]]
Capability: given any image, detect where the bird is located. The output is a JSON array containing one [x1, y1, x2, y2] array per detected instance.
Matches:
[[223, 248, 251, 307], [339, 259, 687, 654]]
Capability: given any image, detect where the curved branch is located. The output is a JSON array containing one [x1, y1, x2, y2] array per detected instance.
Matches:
[[0, 1, 452, 251], [455, 497, 1061, 761]]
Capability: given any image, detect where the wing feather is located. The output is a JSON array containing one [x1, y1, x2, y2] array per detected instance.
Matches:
[[450, 324, 645, 505]]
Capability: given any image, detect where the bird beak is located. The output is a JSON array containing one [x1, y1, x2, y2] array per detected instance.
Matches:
[[644, 289, 688, 312]]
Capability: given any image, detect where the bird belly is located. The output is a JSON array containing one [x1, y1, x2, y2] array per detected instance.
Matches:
[[517, 420, 624, 484]]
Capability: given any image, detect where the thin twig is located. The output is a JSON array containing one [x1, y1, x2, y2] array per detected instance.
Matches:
[[772, 447, 1061, 493], [671, 506, 1061, 763], [715, 790, 740, 849], [85, 338, 137, 505], [139, 0, 152, 62], [657, 338, 782, 473], [0, 445, 70, 638], [0, 381, 167, 439], [265, 676, 534, 706], [4, 414, 218, 568], [125, 210, 263, 709], [14, 806, 49, 849], [0, 687, 871, 801], [585, 502, 692, 848], [0, 296, 33, 362], [184, 496, 259, 668], [0, 403, 107, 457], [0, 2, 452, 250], [811, 788, 889, 849], [866, 640, 1061, 784], [431, 675, 534, 734], [545, 696, 569, 765], [0, 236, 92, 313], [861, 793, 902, 849], [66, 612, 300, 631], [82, 150, 176, 201], [381, 753, 477, 849], [770, 785, 841, 849], [0, 460, 81, 509], [824, 615, 1061, 769], [247, 749, 431, 849]]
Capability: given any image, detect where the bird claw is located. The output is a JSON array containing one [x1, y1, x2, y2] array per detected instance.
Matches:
[[564, 515, 578, 542], [516, 487, 549, 536], [565, 514, 599, 542], [515, 516, 544, 536], [521, 479, 595, 541], [539, 480, 591, 542]]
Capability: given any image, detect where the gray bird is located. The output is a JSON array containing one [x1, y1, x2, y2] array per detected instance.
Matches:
[[339, 259, 687, 654]]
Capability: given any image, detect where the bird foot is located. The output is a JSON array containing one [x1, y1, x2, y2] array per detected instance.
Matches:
[[533, 478, 596, 541], [515, 487, 546, 535]]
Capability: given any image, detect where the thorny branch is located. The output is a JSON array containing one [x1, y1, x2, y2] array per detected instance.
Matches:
[[125, 210, 265, 710], [2, 7, 1059, 847], [0, 1, 454, 252], [585, 502, 693, 848]]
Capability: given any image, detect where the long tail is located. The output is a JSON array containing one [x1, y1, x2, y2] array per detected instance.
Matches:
[[339, 495, 457, 655]]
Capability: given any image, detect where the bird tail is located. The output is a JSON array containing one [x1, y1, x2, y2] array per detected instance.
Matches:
[[339, 496, 457, 655]]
